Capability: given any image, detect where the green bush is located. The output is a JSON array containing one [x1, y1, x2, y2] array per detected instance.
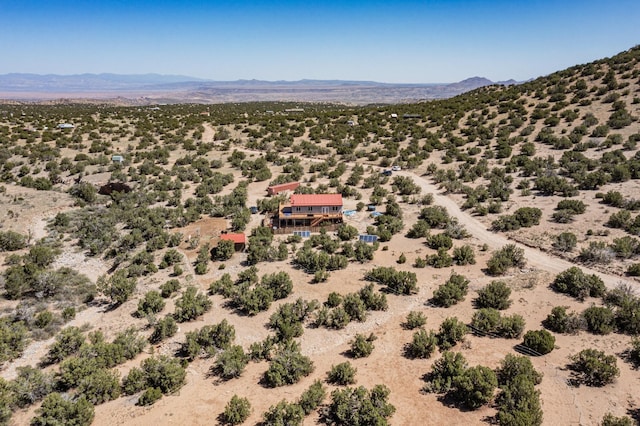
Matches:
[[496, 354, 543, 386], [97, 270, 137, 306], [137, 387, 163, 406], [135, 290, 165, 317], [215, 345, 249, 380], [452, 244, 476, 265], [495, 375, 543, 426], [160, 279, 181, 298], [553, 232, 577, 252], [436, 317, 467, 350], [432, 273, 469, 307], [327, 362, 357, 386], [582, 306, 615, 335], [0, 231, 27, 252], [298, 379, 326, 415], [452, 365, 497, 409], [11, 366, 54, 408], [568, 348, 619, 386], [403, 311, 427, 330], [486, 244, 526, 275], [77, 368, 121, 405], [213, 239, 235, 261], [0, 317, 28, 364], [405, 328, 438, 359], [262, 400, 304, 426], [349, 333, 377, 358], [551, 267, 606, 301], [222, 395, 251, 425], [43, 326, 85, 365], [263, 341, 314, 387], [365, 266, 417, 295], [173, 286, 212, 322], [325, 385, 395, 426], [600, 413, 635, 426], [149, 315, 178, 344], [522, 330, 555, 355], [30, 393, 94, 426], [543, 306, 585, 334], [475, 281, 511, 310], [423, 351, 467, 394]]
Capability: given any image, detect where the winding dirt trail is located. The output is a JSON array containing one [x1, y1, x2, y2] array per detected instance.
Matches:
[[398, 170, 632, 290]]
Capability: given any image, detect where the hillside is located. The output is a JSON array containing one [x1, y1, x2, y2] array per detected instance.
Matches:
[[0, 46, 639, 425]]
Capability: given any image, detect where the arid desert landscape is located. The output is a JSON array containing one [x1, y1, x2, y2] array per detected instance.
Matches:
[[1, 46, 640, 426]]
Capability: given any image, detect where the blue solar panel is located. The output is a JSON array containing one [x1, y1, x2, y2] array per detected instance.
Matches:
[[293, 231, 311, 238], [359, 234, 378, 243]]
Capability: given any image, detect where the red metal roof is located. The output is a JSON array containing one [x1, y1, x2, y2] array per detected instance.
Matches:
[[290, 194, 343, 207], [220, 233, 246, 244]]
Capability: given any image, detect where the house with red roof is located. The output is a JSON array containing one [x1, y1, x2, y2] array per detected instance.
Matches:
[[276, 193, 343, 230]]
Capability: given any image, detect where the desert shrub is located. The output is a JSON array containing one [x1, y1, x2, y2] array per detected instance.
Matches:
[[486, 244, 525, 275], [543, 306, 585, 334], [606, 210, 632, 228], [553, 232, 577, 252], [496, 354, 543, 386], [337, 224, 359, 241], [324, 384, 395, 426], [160, 279, 180, 298], [452, 365, 497, 409], [30, 393, 94, 426], [213, 239, 235, 261], [582, 306, 615, 335], [357, 284, 388, 311], [262, 400, 304, 426], [475, 281, 511, 310], [11, 366, 54, 408], [600, 413, 635, 426], [419, 206, 450, 228], [426, 248, 453, 268], [263, 341, 314, 387], [427, 233, 453, 250], [405, 328, 438, 359], [97, 270, 136, 306], [137, 387, 162, 406], [557, 199, 586, 214], [436, 317, 467, 350], [431, 273, 469, 307], [471, 308, 502, 333], [349, 333, 377, 358], [423, 351, 467, 394], [173, 286, 212, 322], [325, 292, 342, 308], [491, 207, 542, 232], [452, 244, 476, 265], [551, 267, 606, 301], [135, 290, 165, 317], [215, 345, 249, 380], [568, 349, 619, 386], [134, 355, 186, 394], [149, 315, 177, 344], [0, 317, 28, 364], [298, 380, 326, 415], [495, 375, 543, 426], [498, 314, 526, 338], [522, 330, 555, 355], [365, 266, 417, 295], [77, 368, 121, 405], [403, 311, 427, 330], [260, 271, 293, 300], [0, 230, 27, 252], [222, 395, 251, 425], [327, 362, 357, 386], [406, 220, 431, 238], [43, 326, 85, 365]]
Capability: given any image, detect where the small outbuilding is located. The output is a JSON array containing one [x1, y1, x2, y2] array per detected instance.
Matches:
[[112, 155, 124, 164], [56, 123, 74, 129]]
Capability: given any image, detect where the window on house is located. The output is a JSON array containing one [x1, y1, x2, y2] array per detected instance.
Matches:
[[308, 206, 313, 211], [295, 207, 301, 212]]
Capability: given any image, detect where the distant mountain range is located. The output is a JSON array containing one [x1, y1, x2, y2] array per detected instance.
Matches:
[[0, 73, 519, 105]]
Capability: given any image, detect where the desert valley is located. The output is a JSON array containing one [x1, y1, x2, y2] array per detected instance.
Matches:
[[0, 46, 640, 426]]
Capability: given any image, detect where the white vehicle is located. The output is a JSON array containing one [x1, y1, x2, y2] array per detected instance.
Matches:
[[391, 165, 401, 171]]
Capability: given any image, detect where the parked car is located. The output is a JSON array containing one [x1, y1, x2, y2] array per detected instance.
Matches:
[[391, 165, 401, 171], [381, 169, 392, 176]]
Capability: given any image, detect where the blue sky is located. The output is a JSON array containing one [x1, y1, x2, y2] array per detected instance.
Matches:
[[1, 0, 638, 83]]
